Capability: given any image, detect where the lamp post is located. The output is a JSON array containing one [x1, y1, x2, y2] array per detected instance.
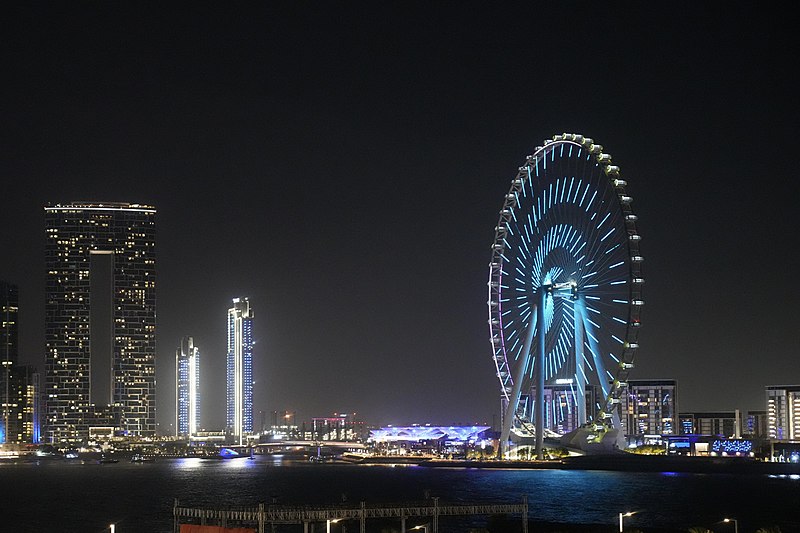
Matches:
[[411, 525, 428, 533], [619, 512, 635, 532], [326, 519, 340, 533], [724, 518, 739, 533], [109, 525, 116, 533]]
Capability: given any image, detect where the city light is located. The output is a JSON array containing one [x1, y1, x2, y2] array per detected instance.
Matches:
[[723, 518, 739, 533], [619, 511, 636, 532]]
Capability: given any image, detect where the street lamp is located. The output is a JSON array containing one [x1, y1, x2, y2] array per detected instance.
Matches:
[[326, 519, 340, 533], [619, 512, 635, 532], [724, 518, 739, 533], [109, 525, 116, 533], [411, 525, 428, 533]]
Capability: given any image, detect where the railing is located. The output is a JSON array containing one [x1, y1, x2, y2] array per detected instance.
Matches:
[[174, 497, 528, 533]]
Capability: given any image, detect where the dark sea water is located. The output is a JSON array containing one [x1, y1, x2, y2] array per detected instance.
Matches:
[[2, 456, 799, 533]]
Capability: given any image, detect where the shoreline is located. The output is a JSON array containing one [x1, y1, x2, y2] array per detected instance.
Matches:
[[417, 454, 800, 474]]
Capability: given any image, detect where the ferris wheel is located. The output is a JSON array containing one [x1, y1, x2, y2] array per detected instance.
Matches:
[[487, 133, 643, 457]]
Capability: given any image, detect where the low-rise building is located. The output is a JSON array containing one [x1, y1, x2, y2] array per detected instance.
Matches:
[[680, 411, 740, 437], [766, 385, 800, 441]]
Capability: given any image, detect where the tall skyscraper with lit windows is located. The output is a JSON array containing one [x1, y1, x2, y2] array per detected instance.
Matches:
[[1, 281, 20, 443], [1, 281, 42, 444], [176, 336, 200, 437], [226, 298, 253, 443], [44, 202, 156, 443]]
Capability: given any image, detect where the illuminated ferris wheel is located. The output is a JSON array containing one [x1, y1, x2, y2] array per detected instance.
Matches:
[[487, 133, 643, 457]]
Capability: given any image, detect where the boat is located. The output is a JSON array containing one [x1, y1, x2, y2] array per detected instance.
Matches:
[[99, 454, 119, 464], [130, 453, 154, 463]]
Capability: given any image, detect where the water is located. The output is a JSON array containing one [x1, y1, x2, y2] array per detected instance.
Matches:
[[2, 456, 799, 532]]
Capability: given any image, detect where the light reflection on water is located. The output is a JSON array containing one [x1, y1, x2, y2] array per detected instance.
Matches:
[[1, 458, 800, 532], [174, 457, 204, 469]]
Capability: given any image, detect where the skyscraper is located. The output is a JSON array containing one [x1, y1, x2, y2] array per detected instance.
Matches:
[[1, 281, 42, 444], [176, 336, 200, 437], [44, 202, 156, 443], [1, 281, 19, 443], [226, 298, 253, 444]]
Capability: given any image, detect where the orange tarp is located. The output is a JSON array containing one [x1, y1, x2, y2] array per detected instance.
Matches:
[[179, 526, 256, 533]]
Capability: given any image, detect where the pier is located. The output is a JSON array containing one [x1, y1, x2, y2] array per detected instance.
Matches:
[[173, 497, 528, 533]]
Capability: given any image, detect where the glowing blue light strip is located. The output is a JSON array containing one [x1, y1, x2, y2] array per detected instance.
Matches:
[[579, 182, 590, 207], [585, 190, 598, 212]]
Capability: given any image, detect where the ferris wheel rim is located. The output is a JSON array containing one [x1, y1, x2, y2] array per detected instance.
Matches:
[[488, 132, 643, 428]]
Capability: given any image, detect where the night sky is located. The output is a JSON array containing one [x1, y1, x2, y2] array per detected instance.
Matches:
[[1, 4, 797, 432]]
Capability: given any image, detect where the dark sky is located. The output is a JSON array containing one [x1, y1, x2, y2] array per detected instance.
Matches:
[[1, 4, 797, 431]]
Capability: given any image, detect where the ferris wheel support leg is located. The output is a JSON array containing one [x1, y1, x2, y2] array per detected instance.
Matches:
[[574, 300, 586, 427], [576, 301, 610, 401], [500, 308, 538, 458], [535, 287, 547, 461]]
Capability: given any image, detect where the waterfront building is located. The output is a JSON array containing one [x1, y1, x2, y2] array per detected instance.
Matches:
[[619, 379, 678, 437], [176, 336, 200, 437], [311, 413, 366, 442], [746, 410, 768, 438], [369, 425, 493, 456], [1, 281, 41, 444], [1, 280, 19, 444], [766, 385, 800, 440], [226, 298, 253, 444], [680, 411, 739, 437], [515, 383, 598, 436], [44, 202, 156, 443], [2, 365, 41, 444]]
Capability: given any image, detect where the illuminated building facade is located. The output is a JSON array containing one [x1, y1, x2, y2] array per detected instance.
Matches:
[[767, 385, 800, 440], [679, 411, 739, 437], [1, 281, 19, 443], [369, 425, 493, 457], [44, 203, 156, 443], [619, 379, 678, 436], [226, 298, 253, 444], [311, 413, 366, 442], [746, 409, 768, 438], [176, 336, 200, 437], [515, 383, 598, 436], [1, 281, 41, 444]]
